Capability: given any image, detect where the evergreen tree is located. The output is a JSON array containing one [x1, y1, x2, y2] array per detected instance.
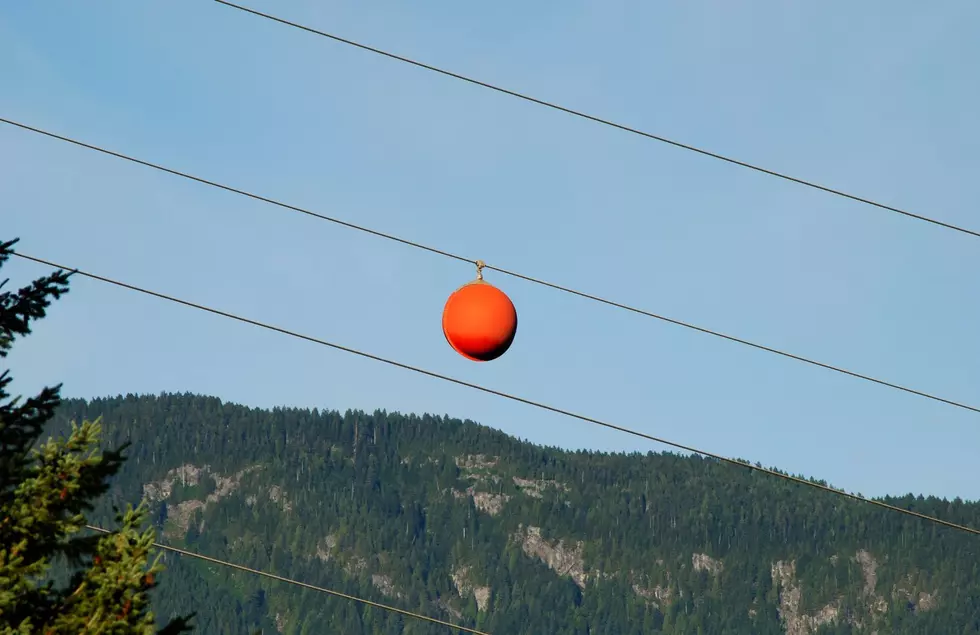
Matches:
[[0, 238, 194, 634]]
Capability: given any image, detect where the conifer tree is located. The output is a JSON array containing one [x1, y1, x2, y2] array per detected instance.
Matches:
[[0, 238, 194, 634]]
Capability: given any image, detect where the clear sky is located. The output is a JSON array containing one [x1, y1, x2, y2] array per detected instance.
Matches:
[[3, 0, 979, 502]]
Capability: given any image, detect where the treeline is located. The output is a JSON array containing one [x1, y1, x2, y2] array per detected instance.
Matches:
[[48, 393, 980, 634]]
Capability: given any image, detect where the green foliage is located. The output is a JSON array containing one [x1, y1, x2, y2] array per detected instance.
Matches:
[[0, 239, 193, 634], [49, 393, 980, 634]]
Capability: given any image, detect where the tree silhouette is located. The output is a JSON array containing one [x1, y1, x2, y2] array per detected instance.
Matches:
[[0, 238, 194, 634]]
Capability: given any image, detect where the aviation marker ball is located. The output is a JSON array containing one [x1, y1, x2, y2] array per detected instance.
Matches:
[[442, 273, 517, 362]]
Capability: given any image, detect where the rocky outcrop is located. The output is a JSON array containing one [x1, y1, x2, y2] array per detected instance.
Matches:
[[268, 484, 292, 512], [632, 581, 673, 609], [515, 525, 587, 589], [143, 463, 261, 537], [455, 454, 500, 472], [451, 566, 491, 611], [771, 559, 841, 635], [451, 486, 510, 516], [692, 552, 724, 576], [371, 574, 404, 599], [894, 574, 939, 614], [314, 534, 339, 563], [511, 476, 570, 499]]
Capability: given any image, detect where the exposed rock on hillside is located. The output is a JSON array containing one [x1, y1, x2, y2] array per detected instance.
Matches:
[[143, 463, 261, 536], [692, 552, 724, 576], [771, 559, 841, 635], [515, 525, 588, 589], [451, 566, 491, 612], [55, 395, 976, 634]]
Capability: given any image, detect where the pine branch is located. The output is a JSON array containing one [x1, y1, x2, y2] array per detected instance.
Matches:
[[0, 236, 195, 634]]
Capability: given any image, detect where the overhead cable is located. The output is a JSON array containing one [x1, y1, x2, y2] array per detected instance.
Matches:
[[1, 117, 976, 417], [13, 250, 980, 539], [84, 524, 489, 634], [213, 0, 980, 241]]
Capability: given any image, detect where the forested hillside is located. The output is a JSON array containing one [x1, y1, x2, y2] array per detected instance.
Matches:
[[51, 393, 980, 634]]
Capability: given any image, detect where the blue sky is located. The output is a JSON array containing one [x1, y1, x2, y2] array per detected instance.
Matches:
[[3, 0, 979, 502]]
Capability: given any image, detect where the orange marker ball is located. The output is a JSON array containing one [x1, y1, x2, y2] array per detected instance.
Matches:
[[442, 279, 518, 362]]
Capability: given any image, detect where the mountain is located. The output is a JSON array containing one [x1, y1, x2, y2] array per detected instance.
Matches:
[[49, 393, 980, 634]]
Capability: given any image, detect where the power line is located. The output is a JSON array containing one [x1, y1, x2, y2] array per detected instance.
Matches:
[[0, 118, 469, 265], [84, 524, 489, 634], [213, 0, 980, 241], [14, 249, 980, 539], [2, 118, 977, 419]]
